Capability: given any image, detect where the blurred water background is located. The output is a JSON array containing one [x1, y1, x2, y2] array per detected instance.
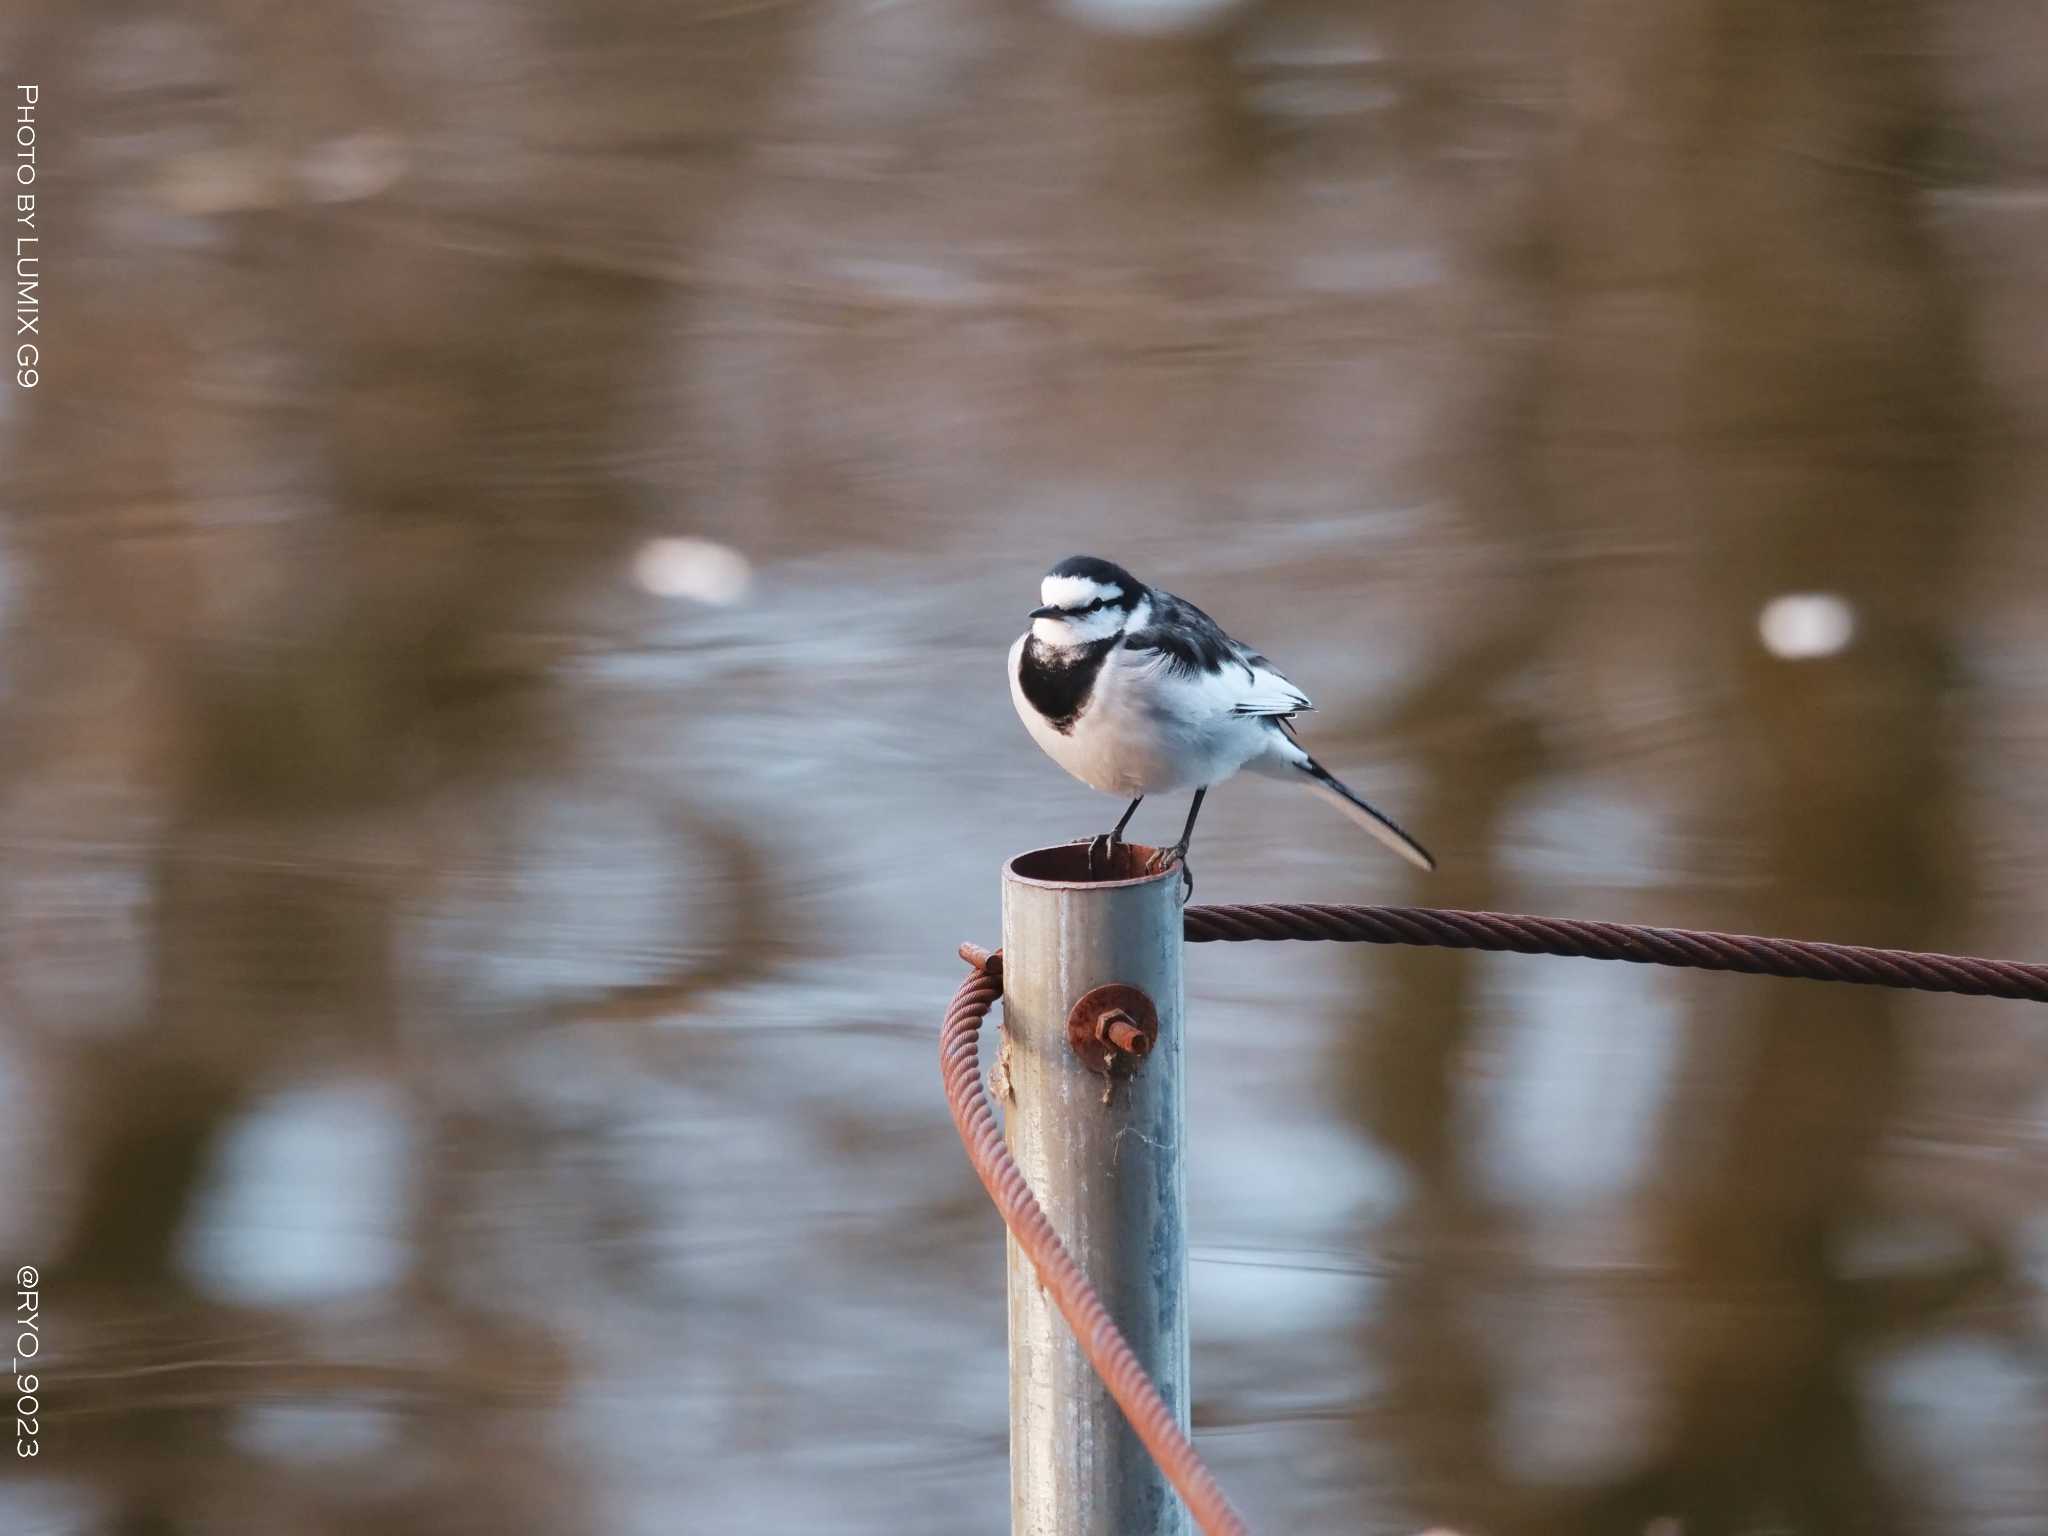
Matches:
[[3, 0, 2047, 1531]]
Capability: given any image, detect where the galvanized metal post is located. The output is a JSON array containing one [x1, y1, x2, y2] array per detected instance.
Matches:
[[1000, 841, 1188, 1536]]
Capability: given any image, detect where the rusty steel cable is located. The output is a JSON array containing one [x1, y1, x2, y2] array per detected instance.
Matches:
[[939, 945, 1252, 1536], [942, 901, 2048, 1536], [1183, 903, 2048, 1002]]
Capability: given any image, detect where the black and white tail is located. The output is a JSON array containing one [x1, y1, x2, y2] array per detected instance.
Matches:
[[1287, 749, 1436, 872]]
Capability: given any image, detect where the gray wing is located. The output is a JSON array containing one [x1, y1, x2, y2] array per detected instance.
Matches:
[[1124, 589, 1314, 718]]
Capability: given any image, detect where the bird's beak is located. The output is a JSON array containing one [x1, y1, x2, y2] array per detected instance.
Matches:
[[1029, 605, 1062, 620]]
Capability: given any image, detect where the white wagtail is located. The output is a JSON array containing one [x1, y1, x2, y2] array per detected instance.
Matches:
[[1008, 555, 1435, 882]]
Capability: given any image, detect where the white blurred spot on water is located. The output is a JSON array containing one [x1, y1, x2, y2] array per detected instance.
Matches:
[[631, 537, 752, 605], [830, 257, 994, 306], [233, 1399, 398, 1466], [1502, 779, 1673, 889], [0, 1482, 104, 1536], [1195, 1109, 1410, 1235], [1472, 959, 1680, 1209], [414, 793, 690, 1009], [1864, 1335, 2041, 1521], [1193, 1248, 1374, 1345], [297, 131, 408, 204], [1757, 591, 1856, 659], [178, 1080, 416, 1304], [1059, 0, 1246, 36]]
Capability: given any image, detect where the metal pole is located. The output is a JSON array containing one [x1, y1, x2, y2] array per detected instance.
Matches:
[[1000, 841, 1188, 1536]]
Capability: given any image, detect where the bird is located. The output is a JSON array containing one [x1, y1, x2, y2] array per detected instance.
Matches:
[[1007, 554, 1435, 884]]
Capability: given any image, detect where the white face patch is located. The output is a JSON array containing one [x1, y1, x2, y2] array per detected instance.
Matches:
[[1032, 581, 1130, 647], [1032, 571, 1134, 648], [1033, 606, 1127, 647], [1041, 574, 1122, 611]]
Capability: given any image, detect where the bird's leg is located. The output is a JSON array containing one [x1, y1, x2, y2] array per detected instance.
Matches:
[[1110, 796, 1142, 846], [1148, 787, 1207, 879], [1089, 796, 1144, 875]]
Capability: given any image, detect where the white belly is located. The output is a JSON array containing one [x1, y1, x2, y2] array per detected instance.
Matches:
[[1008, 634, 1271, 797]]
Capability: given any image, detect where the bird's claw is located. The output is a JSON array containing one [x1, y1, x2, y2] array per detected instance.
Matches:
[[1146, 845, 1195, 901], [1087, 831, 1125, 878]]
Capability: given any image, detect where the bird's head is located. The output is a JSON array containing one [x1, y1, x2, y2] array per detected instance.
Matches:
[[1029, 555, 1147, 647]]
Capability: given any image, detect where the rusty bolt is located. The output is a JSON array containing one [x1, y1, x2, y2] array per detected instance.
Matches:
[[1066, 983, 1159, 1075], [1096, 1009, 1150, 1057]]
